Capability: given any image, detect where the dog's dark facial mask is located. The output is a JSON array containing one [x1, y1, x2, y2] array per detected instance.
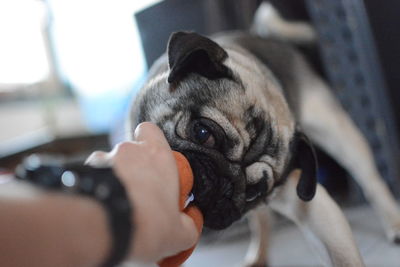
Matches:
[[130, 32, 317, 229]]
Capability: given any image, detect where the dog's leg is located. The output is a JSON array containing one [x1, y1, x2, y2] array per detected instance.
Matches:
[[270, 170, 364, 267], [300, 77, 400, 243], [243, 207, 270, 267]]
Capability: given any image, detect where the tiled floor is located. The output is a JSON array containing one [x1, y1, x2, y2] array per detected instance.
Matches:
[[127, 204, 400, 267], [186, 204, 400, 267]]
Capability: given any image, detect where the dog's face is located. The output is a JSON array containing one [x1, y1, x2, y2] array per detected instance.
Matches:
[[130, 32, 317, 229]]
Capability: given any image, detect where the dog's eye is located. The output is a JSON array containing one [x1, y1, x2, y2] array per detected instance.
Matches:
[[192, 122, 215, 148]]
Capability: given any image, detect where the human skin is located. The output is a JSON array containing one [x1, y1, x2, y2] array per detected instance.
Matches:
[[0, 122, 198, 267]]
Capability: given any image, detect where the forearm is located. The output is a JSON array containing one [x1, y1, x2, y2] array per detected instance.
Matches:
[[0, 123, 199, 266], [0, 181, 111, 267]]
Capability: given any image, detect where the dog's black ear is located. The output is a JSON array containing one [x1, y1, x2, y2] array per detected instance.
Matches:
[[284, 132, 318, 201], [295, 132, 318, 201], [167, 31, 231, 83]]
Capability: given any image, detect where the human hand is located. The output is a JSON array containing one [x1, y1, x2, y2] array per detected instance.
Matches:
[[86, 122, 199, 263]]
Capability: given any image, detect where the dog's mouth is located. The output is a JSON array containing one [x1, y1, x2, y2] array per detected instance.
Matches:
[[243, 178, 269, 211], [181, 151, 246, 230]]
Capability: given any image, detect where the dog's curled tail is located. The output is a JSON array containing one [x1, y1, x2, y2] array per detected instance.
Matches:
[[251, 2, 317, 44]]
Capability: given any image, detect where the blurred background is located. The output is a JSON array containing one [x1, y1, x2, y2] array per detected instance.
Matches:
[[0, 0, 399, 266], [0, 0, 160, 168]]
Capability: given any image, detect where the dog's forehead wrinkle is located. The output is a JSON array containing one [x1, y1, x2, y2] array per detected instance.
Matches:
[[224, 46, 263, 74], [225, 48, 278, 94], [148, 101, 174, 121], [243, 116, 289, 180], [222, 44, 295, 136], [224, 45, 282, 92], [174, 111, 189, 139], [200, 106, 244, 160], [244, 104, 265, 132], [241, 103, 292, 173], [175, 73, 241, 101]]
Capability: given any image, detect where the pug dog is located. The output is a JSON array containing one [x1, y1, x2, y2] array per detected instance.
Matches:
[[127, 3, 400, 266]]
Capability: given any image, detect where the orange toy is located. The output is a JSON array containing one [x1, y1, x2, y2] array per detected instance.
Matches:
[[158, 151, 204, 267]]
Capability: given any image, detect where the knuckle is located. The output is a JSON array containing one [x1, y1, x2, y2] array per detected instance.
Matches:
[[137, 121, 157, 131], [112, 142, 139, 164], [114, 142, 135, 154], [153, 146, 172, 164], [145, 142, 164, 156]]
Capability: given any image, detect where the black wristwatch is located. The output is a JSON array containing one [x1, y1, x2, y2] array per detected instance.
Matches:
[[15, 154, 133, 267]]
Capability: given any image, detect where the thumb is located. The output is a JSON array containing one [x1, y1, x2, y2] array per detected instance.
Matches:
[[173, 213, 200, 252], [174, 204, 204, 251]]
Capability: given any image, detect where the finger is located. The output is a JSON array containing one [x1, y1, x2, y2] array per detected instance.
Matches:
[[85, 151, 112, 167], [173, 213, 200, 251], [133, 122, 171, 149]]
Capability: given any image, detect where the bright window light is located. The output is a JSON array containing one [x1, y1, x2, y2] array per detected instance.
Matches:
[[0, 0, 161, 133], [49, 0, 161, 97], [47, 0, 161, 132], [0, 0, 49, 85]]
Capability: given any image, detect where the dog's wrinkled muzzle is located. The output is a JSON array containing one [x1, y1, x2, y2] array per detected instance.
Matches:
[[181, 151, 245, 229]]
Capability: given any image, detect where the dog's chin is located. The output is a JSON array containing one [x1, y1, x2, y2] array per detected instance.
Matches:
[[182, 151, 246, 230]]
